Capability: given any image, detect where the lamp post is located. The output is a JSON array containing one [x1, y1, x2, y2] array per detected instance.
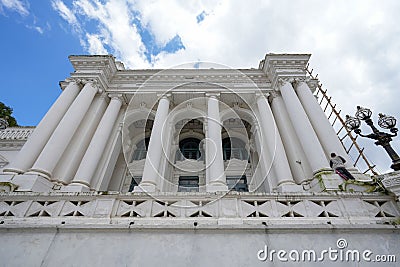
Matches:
[[345, 106, 400, 171]]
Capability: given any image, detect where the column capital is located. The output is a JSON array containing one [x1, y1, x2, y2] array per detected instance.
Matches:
[[64, 78, 81, 85], [157, 93, 172, 100], [291, 77, 308, 88], [277, 77, 293, 88], [205, 92, 220, 99], [267, 90, 280, 102], [98, 93, 109, 100], [108, 93, 125, 104], [305, 78, 319, 93], [76, 79, 103, 94], [255, 92, 270, 100]]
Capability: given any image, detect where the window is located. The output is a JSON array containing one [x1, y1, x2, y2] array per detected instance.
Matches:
[[178, 138, 201, 160], [222, 137, 249, 161], [128, 176, 142, 192], [178, 176, 199, 192], [131, 138, 150, 161], [226, 175, 248, 192]]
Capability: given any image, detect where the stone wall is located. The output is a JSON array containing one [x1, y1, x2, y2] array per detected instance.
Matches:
[[0, 228, 398, 266]]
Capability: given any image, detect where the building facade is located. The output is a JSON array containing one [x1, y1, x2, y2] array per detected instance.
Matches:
[[0, 53, 399, 266]]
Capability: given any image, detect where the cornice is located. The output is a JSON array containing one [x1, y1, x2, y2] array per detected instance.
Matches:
[[68, 55, 117, 71], [261, 53, 311, 90], [58, 54, 314, 97], [61, 60, 272, 92], [63, 55, 120, 94]]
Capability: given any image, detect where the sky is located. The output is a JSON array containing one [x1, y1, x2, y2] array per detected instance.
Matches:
[[0, 0, 399, 174]]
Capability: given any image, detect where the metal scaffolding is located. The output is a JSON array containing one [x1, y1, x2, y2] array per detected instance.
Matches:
[[306, 65, 378, 175]]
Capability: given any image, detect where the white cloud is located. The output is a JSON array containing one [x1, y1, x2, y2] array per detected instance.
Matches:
[[1, 0, 49, 34], [52, 0, 400, 173], [0, 0, 29, 16], [26, 25, 44, 34], [86, 33, 108, 54], [51, 0, 80, 32]]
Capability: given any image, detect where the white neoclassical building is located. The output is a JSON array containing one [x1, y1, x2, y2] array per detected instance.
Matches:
[[1, 53, 400, 266]]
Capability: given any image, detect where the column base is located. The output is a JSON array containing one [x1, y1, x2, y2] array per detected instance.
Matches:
[[9, 174, 54, 192], [26, 168, 52, 180], [350, 171, 373, 182], [308, 171, 343, 192], [2, 167, 24, 175], [61, 184, 91, 192], [276, 183, 303, 192], [133, 182, 158, 193], [206, 182, 228, 192]]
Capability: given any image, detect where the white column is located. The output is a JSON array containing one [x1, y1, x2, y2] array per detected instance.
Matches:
[[252, 124, 275, 192], [29, 82, 99, 179], [135, 95, 170, 192], [157, 120, 174, 192], [71, 95, 123, 187], [279, 80, 331, 175], [270, 93, 313, 183], [256, 94, 299, 191], [205, 94, 227, 192], [52, 94, 108, 184], [4, 81, 81, 174], [295, 81, 354, 169]]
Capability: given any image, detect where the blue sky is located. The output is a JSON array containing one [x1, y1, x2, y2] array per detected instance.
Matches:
[[0, 0, 187, 126], [1, 0, 400, 173], [0, 1, 83, 126]]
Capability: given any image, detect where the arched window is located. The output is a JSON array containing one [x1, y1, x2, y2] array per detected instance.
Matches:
[[179, 138, 201, 160], [131, 138, 150, 161], [222, 137, 248, 161]]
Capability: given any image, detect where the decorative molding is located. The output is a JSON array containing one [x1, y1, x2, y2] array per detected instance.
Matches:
[[276, 78, 290, 88], [292, 77, 308, 88], [380, 171, 400, 199], [139, 102, 147, 110], [305, 78, 319, 93], [0, 182, 18, 192], [0, 118, 9, 130], [186, 101, 193, 110], [0, 193, 398, 227], [267, 90, 280, 102], [382, 176, 400, 187], [0, 127, 34, 140]]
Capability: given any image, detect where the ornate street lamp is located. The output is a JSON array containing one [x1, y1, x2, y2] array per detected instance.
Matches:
[[345, 106, 400, 171]]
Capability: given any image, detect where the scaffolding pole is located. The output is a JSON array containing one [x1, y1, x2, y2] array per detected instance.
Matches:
[[305, 67, 378, 176]]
